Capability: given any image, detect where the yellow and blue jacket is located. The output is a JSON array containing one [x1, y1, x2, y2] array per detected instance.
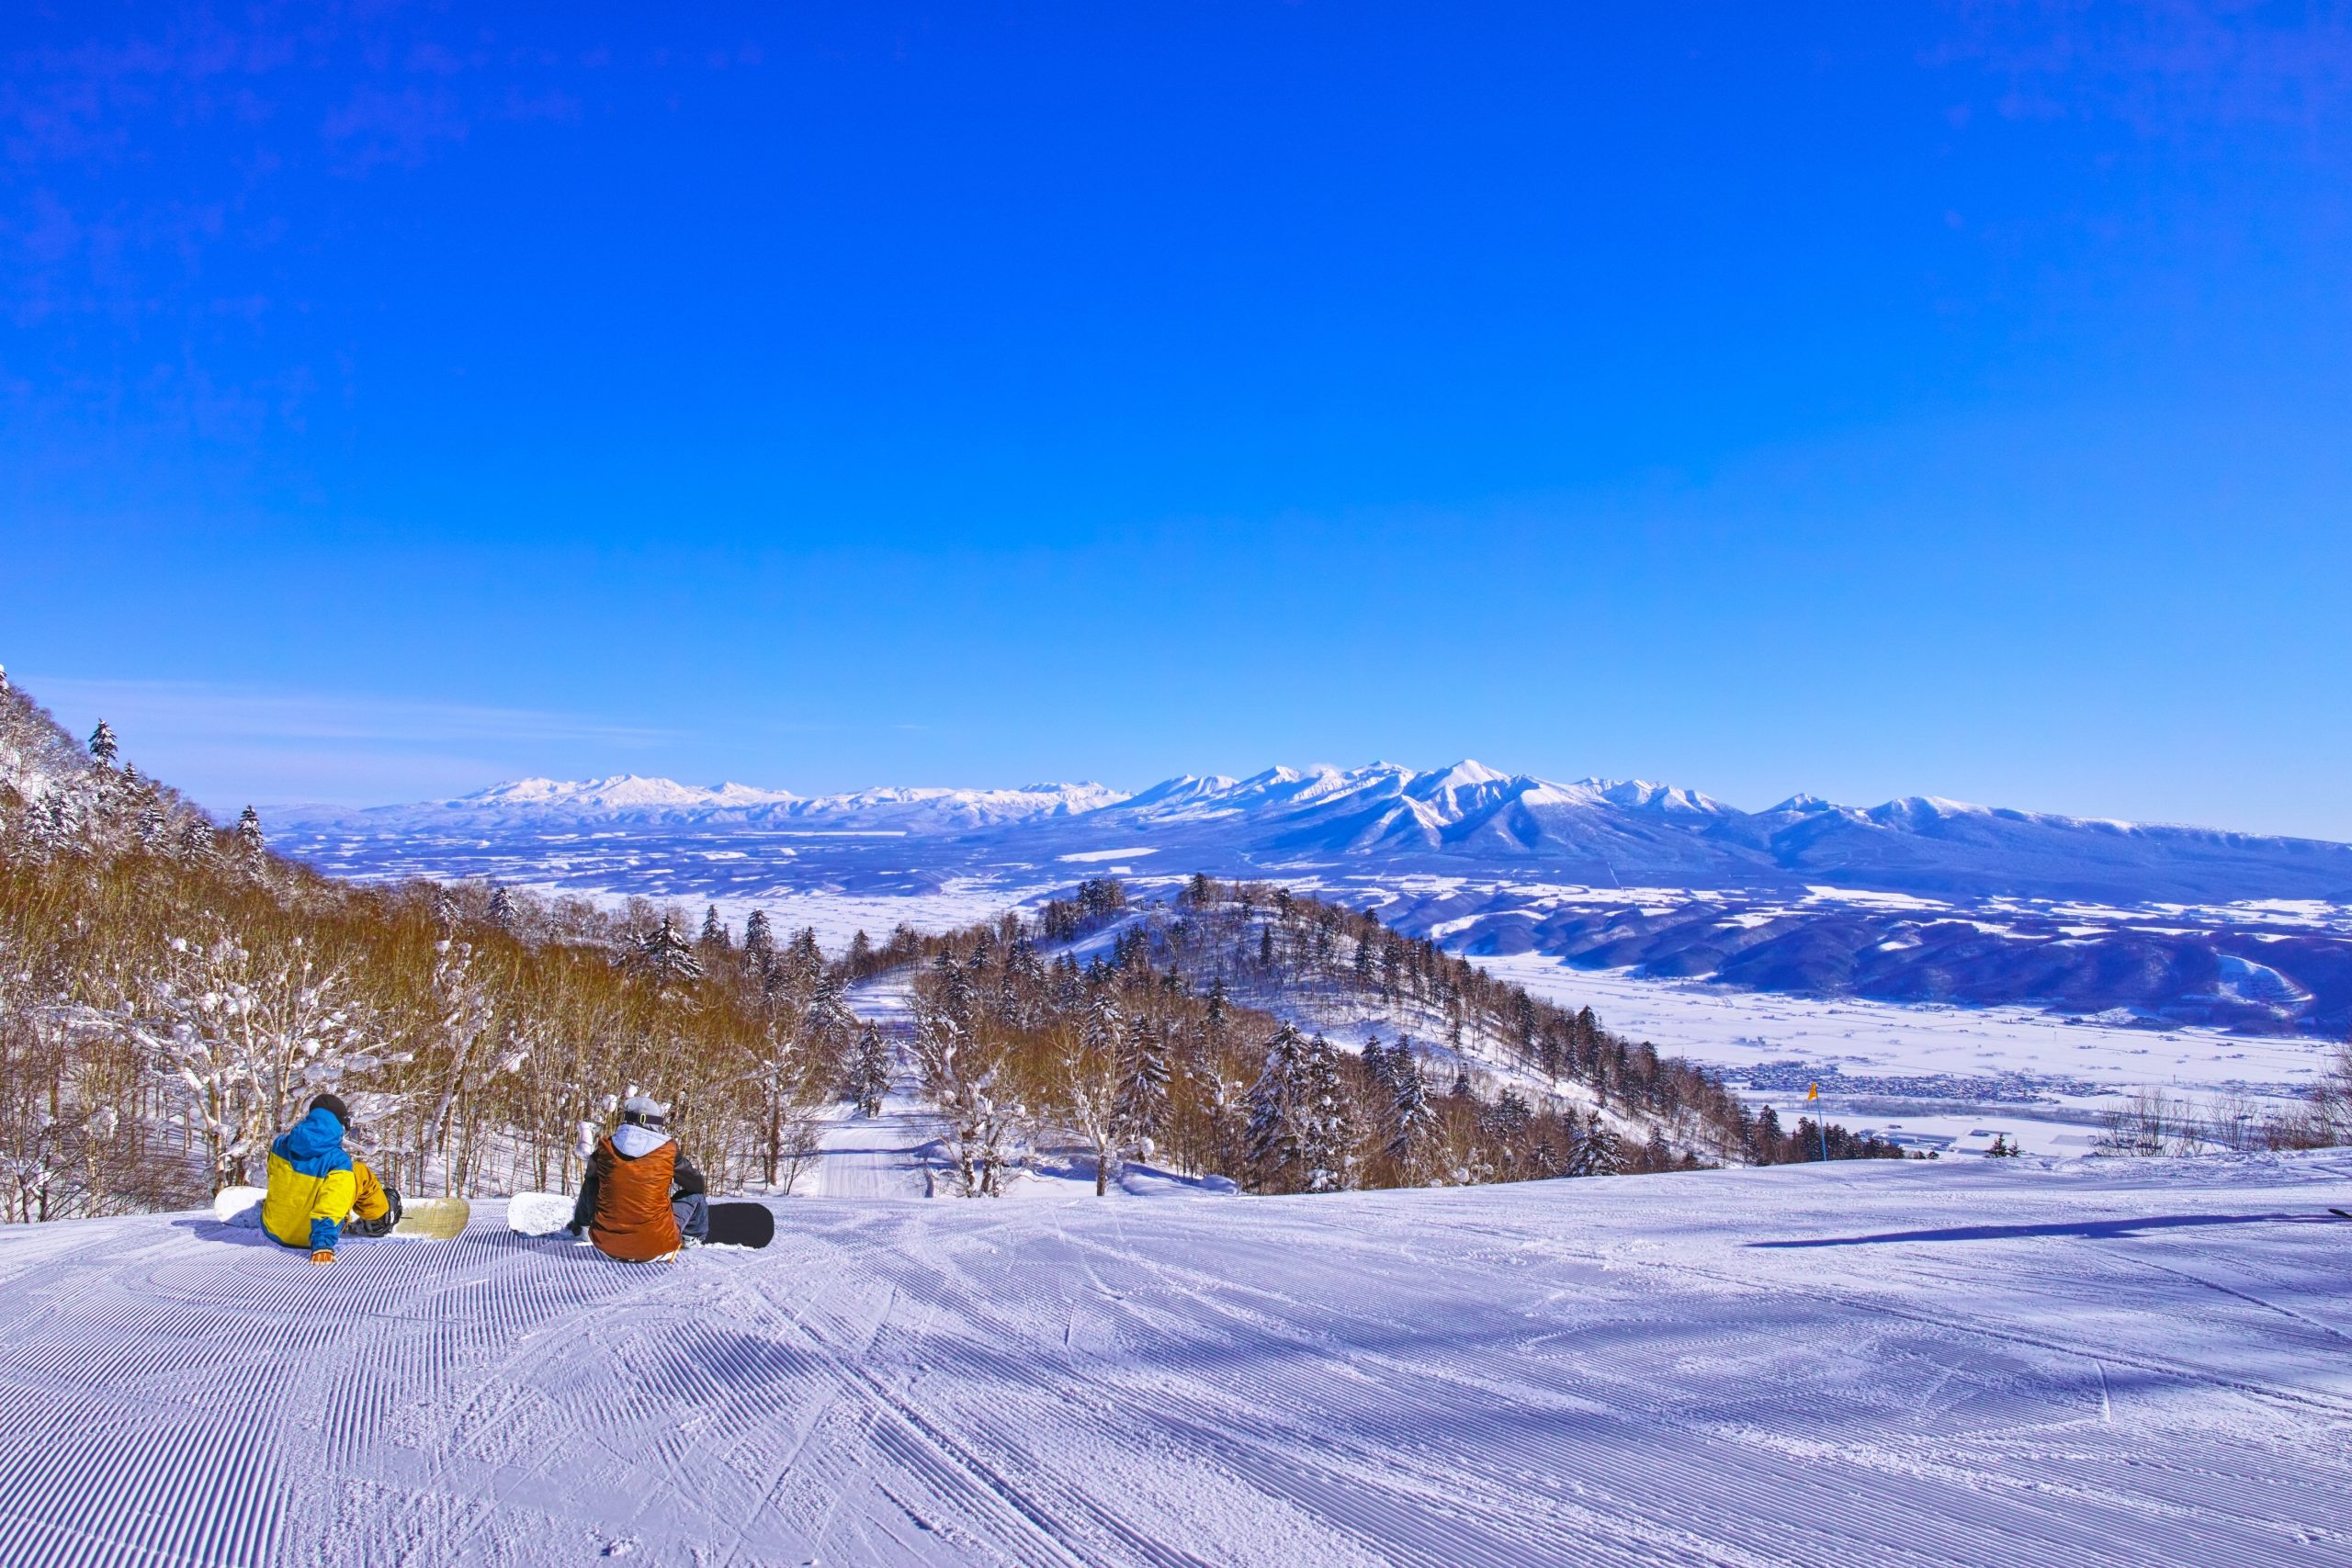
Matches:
[[262, 1107, 357, 1253]]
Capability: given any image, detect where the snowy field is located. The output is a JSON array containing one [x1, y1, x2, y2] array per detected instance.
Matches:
[[3, 1151, 2349, 1565], [1475, 953, 2343, 1157]]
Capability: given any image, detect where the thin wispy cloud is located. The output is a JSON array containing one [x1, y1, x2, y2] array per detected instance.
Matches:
[[24, 675, 680, 750]]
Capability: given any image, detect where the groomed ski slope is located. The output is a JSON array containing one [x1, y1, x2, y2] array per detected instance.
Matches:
[[2, 1156, 2348, 1567]]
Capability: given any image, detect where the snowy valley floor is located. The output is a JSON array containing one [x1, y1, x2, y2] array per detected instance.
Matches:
[[4, 1154, 2351, 1567]]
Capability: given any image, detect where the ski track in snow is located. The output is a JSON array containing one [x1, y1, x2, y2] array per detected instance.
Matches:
[[813, 978, 933, 1201], [3, 1150, 2350, 1565]]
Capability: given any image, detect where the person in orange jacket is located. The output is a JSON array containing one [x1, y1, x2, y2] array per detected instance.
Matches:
[[567, 1096, 708, 1261], [259, 1093, 401, 1262]]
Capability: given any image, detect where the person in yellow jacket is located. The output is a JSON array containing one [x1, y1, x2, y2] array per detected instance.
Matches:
[[260, 1093, 401, 1263]]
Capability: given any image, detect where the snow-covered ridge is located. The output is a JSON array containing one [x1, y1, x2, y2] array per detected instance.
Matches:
[[274, 756, 2352, 907], [420, 761, 2290, 848], [462, 775, 801, 810], [426, 775, 1129, 829]]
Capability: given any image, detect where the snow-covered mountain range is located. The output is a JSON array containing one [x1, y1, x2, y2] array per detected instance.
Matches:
[[287, 760, 2352, 905], [265, 761, 2352, 1038], [445, 774, 1125, 833]]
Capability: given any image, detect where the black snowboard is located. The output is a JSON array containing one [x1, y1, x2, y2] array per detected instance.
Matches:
[[706, 1201, 775, 1249]]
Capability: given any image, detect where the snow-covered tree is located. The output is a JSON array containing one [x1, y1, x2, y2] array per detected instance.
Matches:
[[87, 719, 118, 767], [1581, 1111, 1623, 1177], [633, 914, 705, 986], [119, 923, 390, 1191], [175, 818, 218, 865], [742, 908, 775, 971], [698, 904, 729, 953], [232, 805, 265, 863], [1298, 1033, 1348, 1193], [418, 938, 501, 1193], [1487, 1089, 1534, 1179], [1385, 1051, 1438, 1180], [1114, 1012, 1170, 1157], [486, 885, 516, 931], [134, 795, 170, 852], [0, 951, 126, 1223], [912, 1004, 1016, 1197], [850, 1024, 891, 1117], [1245, 1023, 1308, 1191], [1057, 986, 1128, 1196]]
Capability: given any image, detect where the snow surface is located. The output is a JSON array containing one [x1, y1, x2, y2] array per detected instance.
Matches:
[[508, 1190, 576, 1236], [4, 1152, 2348, 1565]]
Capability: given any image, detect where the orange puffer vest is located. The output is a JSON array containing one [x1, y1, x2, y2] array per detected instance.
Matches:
[[587, 1134, 679, 1262]]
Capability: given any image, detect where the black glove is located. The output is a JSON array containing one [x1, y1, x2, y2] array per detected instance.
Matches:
[[565, 1222, 585, 1238]]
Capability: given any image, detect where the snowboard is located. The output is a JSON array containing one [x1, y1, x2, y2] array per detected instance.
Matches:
[[707, 1201, 775, 1250], [504, 1190, 773, 1249], [2332, 1208, 2352, 1221], [392, 1196, 471, 1240]]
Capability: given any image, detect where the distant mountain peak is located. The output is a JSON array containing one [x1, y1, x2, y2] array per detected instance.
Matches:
[[457, 775, 801, 810], [1766, 792, 1835, 814]]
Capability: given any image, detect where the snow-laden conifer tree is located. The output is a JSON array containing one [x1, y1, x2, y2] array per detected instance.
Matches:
[[699, 905, 729, 953], [1385, 1051, 1438, 1181], [1299, 1033, 1348, 1192], [1245, 1023, 1307, 1191], [486, 885, 516, 931], [742, 908, 775, 971], [1584, 1110, 1623, 1176], [232, 805, 265, 863], [1358, 1034, 1394, 1094], [634, 914, 705, 985], [1487, 1089, 1533, 1179], [175, 818, 218, 866], [134, 794, 170, 852], [1114, 1012, 1170, 1160], [851, 1024, 891, 1117], [87, 719, 118, 767]]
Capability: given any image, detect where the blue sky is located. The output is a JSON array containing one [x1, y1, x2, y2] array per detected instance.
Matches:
[[5, 3, 2349, 836]]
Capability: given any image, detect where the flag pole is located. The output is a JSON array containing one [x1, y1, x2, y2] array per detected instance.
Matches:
[[1808, 1081, 1826, 1162]]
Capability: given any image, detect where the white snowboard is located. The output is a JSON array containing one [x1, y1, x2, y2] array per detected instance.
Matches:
[[508, 1190, 578, 1236], [392, 1196, 471, 1240], [212, 1186, 266, 1228]]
